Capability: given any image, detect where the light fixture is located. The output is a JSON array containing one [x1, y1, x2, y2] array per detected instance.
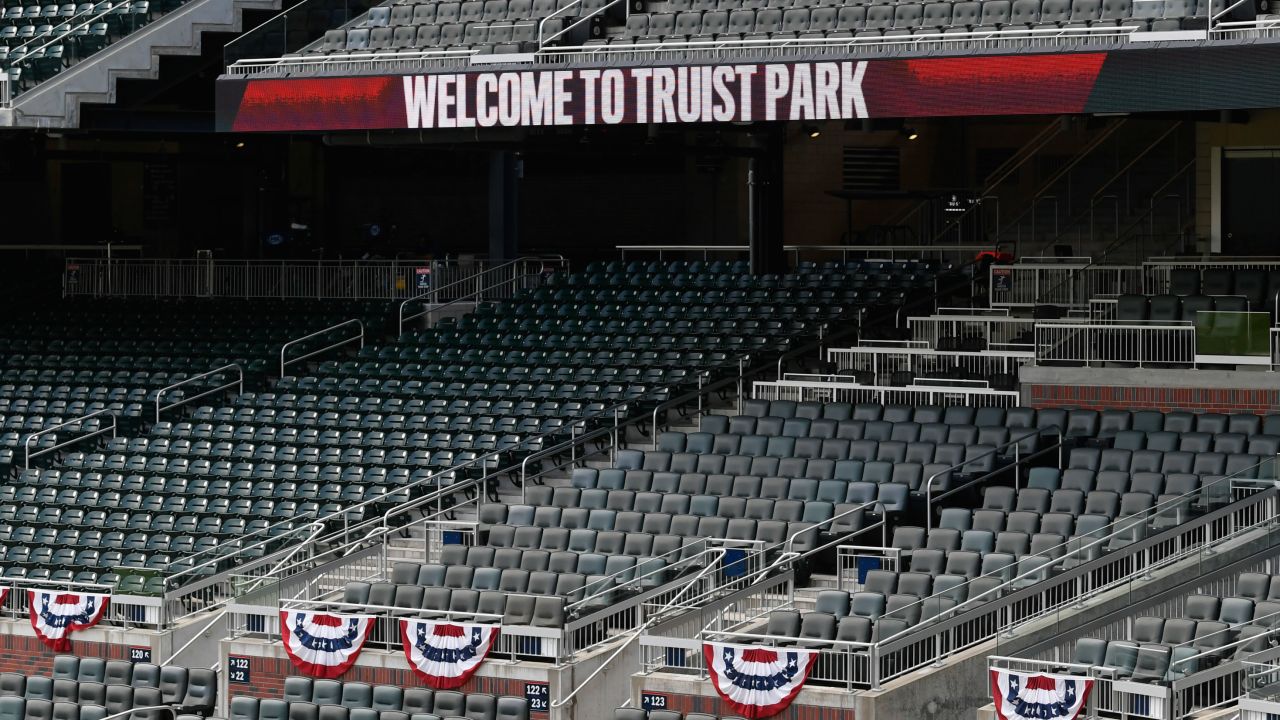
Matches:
[[803, 124, 821, 139], [235, 141, 245, 148], [902, 126, 919, 141]]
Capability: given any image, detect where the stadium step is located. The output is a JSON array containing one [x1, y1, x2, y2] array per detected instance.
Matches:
[[0, 0, 279, 128]]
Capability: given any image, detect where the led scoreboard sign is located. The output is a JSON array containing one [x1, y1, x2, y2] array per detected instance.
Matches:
[[218, 44, 1280, 132]]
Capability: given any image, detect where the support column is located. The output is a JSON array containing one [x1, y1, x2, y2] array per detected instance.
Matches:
[[488, 149, 520, 261], [747, 128, 786, 274]]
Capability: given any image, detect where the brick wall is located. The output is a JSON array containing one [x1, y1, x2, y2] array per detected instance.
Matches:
[[1026, 384, 1280, 414], [640, 689, 854, 720], [226, 654, 529, 701], [0, 634, 142, 675]]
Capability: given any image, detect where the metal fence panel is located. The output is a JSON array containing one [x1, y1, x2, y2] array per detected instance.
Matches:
[[753, 377, 1020, 408], [989, 262, 1146, 308], [1035, 322, 1197, 366], [62, 258, 536, 300]]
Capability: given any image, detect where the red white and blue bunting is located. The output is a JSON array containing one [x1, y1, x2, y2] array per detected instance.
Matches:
[[990, 670, 1093, 720], [279, 611, 375, 679], [702, 642, 818, 719], [400, 619, 500, 690], [29, 590, 108, 652]]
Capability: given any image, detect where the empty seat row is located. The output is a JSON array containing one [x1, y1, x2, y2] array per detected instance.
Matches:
[[448, 527, 711, 561], [703, 406, 1026, 436], [342, 580, 569, 625], [396, 543, 688, 584], [152, 418, 542, 443], [1074, 623, 1268, 679], [72, 435, 532, 461], [1115, 294, 1253, 323], [0, 698, 129, 720], [480, 518, 801, 555], [349, 571, 606, 608], [563, 469, 931, 502], [9, 469, 413, 499], [1086, 431, 1277, 455], [670, 417, 1018, 445], [736, 400, 1076, 427], [610, 0, 1197, 42], [0, 661, 215, 717], [1064, 448, 1264, 482], [1166, 267, 1280, 308], [1026, 466, 1209, 495], [484, 494, 852, 531], [938, 505, 1154, 541], [619, 440, 1000, 471], [230, 692, 528, 720], [1068, 572, 1280, 683]]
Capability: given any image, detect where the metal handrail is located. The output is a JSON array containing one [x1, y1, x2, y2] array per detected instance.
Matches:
[[551, 548, 728, 710], [98, 706, 179, 720], [3, 0, 140, 104], [24, 407, 116, 470], [997, 118, 1129, 246], [1211, 0, 1250, 24], [153, 363, 244, 424], [241, 521, 327, 594], [398, 270, 546, 339], [1035, 121, 1184, 256], [537, 0, 579, 45], [279, 598, 504, 622], [159, 608, 227, 666], [875, 464, 1277, 649], [924, 425, 1063, 528], [1167, 609, 1280, 670], [171, 260, 958, 609], [701, 464, 1276, 675], [883, 118, 1065, 236], [397, 257, 557, 335], [383, 393, 654, 536], [268, 337, 822, 603], [169, 385, 657, 588], [279, 318, 364, 377], [1031, 169, 1195, 302], [735, 500, 887, 590], [563, 543, 726, 614]]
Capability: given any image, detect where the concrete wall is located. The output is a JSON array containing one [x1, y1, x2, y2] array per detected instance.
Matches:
[[1020, 366, 1280, 413]]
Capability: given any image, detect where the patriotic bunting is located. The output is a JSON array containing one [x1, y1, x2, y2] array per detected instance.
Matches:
[[279, 610, 375, 679], [702, 642, 817, 719], [990, 669, 1093, 720], [29, 590, 108, 652], [400, 619, 499, 689]]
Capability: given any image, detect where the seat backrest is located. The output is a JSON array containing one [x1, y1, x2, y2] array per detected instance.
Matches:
[[495, 696, 528, 720], [1073, 637, 1107, 665], [229, 697, 259, 720], [0, 676, 23, 699], [50, 658, 77, 682], [1102, 641, 1138, 674], [181, 669, 217, 712], [129, 664, 159, 690], [157, 665, 188, 704]]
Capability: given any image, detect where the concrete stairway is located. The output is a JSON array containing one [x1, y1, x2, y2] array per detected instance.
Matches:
[[0, 0, 279, 128]]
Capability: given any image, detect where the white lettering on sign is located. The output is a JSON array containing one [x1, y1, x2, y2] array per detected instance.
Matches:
[[400, 61, 869, 129]]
